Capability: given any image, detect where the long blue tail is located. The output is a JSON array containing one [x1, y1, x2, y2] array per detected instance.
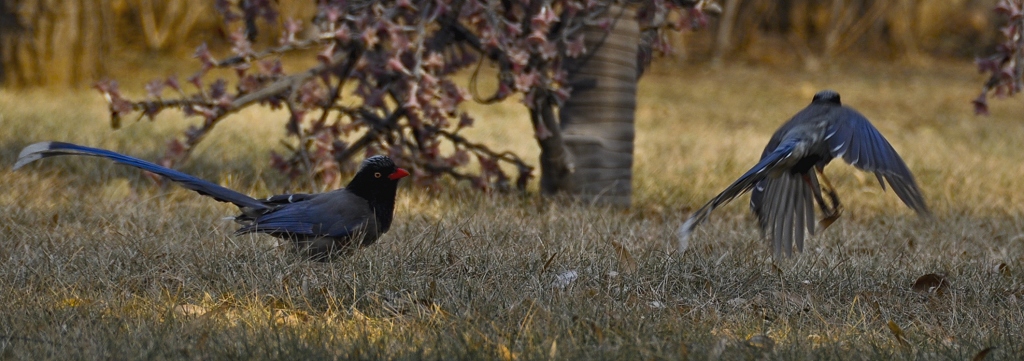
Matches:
[[15, 141, 268, 210], [676, 139, 798, 251]]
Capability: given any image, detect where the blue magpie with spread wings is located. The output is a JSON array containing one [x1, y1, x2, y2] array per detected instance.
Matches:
[[677, 90, 930, 256]]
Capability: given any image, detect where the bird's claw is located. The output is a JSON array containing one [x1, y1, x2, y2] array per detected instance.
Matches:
[[817, 182, 843, 231], [818, 203, 843, 230]]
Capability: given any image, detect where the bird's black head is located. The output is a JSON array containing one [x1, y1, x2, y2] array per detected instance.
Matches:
[[345, 155, 410, 201], [811, 90, 841, 105]]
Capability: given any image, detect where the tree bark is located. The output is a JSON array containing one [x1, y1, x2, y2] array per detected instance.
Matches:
[[534, 94, 573, 195], [553, 4, 639, 207]]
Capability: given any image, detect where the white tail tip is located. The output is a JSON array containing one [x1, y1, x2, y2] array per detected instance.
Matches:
[[13, 142, 54, 170], [676, 217, 697, 254]]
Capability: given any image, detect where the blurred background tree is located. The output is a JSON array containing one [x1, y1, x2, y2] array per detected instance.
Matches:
[[1, 0, 1001, 88], [706, 0, 995, 67], [0, 0, 1010, 206], [1, 0, 115, 87]]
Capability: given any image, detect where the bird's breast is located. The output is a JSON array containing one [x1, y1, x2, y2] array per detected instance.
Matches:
[[789, 154, 825, 174]]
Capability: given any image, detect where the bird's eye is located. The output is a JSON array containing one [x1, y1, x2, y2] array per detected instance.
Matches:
[[374, 172, 381, 178]]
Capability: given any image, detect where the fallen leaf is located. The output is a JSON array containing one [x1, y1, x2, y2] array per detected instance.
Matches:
[[972, 346, 995, 361], [589, 320, 604, 342], [994, 263, 1010, 276], [887, 320, 910, 347], [541, 252, 558, 274], [60, 298, 86, 308], [428, 280, 437, 299], [173, 304, 208, 318], [610, 241, 637, 274], [911, 273, 949, 294], [746, 334, 775, 351]]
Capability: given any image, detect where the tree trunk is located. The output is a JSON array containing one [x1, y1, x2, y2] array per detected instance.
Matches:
[[1, 0, 111, 88], [0, 0, 20, 84], [711, 0, 740, 65], [554, 4, 639, 207], [136, 0, 211, 51], [885, 0, 923, 61]]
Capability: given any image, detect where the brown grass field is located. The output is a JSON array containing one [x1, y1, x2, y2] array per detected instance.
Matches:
[[2, 58, 1024, 360]]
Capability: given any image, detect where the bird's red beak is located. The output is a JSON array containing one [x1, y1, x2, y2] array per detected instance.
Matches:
[[389, 168, 410, 180]]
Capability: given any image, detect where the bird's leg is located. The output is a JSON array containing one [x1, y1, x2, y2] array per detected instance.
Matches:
[[815, 166, 843, 230], [801, 173, 832, 216]]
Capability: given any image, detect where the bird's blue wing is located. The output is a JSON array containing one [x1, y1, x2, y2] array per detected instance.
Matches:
[[236, 190, 371, 239], [260, 193, 316, 206], [237, 207, 318, 235], [825, 108, 929, 214]]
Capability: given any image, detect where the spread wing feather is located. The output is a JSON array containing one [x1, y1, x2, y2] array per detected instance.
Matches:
[[826, 108, 929, 215]]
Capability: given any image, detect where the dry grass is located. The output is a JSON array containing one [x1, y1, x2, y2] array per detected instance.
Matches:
[[2, 58, 1024, 360]]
